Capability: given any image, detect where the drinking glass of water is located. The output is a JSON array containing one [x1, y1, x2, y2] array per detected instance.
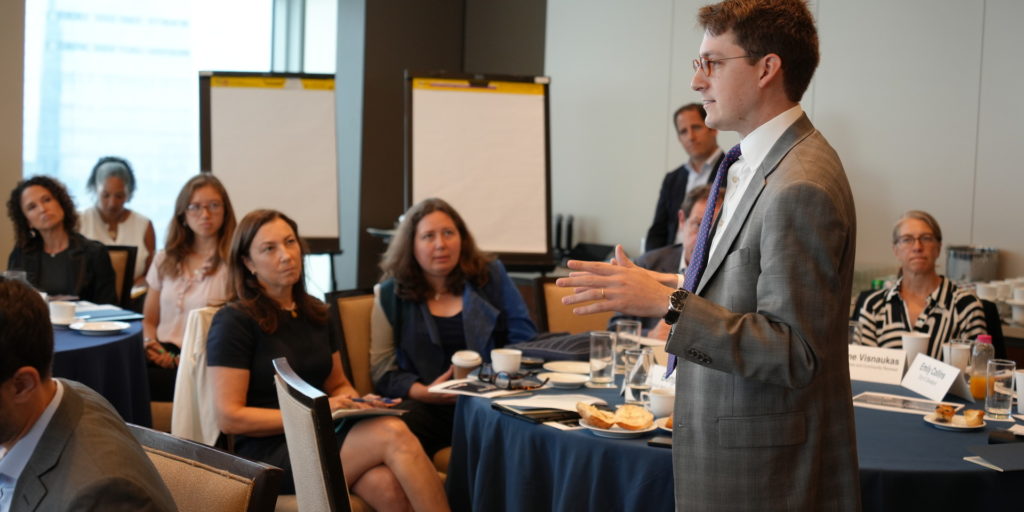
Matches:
[[587, 331, 616, 388], [986, 359, 1016, 420], [624, 347, 653, 405], [614, 320, 641, 374]]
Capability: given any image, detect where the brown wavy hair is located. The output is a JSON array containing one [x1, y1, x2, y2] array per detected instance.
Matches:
[[379, 197, 492, 302], [698, 0, 819, 102], [6, 175, 79, 250], [158, 174, 237, 280], [227, 209, 326, 333]]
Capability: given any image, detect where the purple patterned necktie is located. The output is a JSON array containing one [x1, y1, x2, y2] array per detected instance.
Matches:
[[665, 143, 742, 377]]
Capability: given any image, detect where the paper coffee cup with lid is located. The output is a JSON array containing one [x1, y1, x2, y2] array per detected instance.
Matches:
[[451, 350, 483, 379]]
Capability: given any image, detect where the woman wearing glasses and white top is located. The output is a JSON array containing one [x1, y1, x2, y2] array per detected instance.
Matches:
[[142, 174, 237, 401], [856, 210, 987, 359]]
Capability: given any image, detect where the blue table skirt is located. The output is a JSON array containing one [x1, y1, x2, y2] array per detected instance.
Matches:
[[447, 379, 1024, 511], [52, 321, 151, 426]]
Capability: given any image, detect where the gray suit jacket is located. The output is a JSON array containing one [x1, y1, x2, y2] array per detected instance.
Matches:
[[11, 380, 176, 512], [665, 115, 860, 511], [608, 244, 684, 331]]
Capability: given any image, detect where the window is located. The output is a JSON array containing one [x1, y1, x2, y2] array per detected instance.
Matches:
[[23, 0, 273, 245]]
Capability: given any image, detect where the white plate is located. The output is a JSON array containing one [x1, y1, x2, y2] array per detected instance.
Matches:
[[537, 372, 588, 389], [923, 412, 985, 432], [579, 418, 657, 438], [543, 360, 590, 375], [654, 416, 672, 433], [69, 321, 131, 336]]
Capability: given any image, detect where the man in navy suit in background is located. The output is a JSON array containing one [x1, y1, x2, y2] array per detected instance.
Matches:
[[644, 103, 723, 251]]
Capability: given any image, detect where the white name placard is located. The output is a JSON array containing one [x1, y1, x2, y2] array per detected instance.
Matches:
[[848, 345, 905, 384], [901, 354, 962, 402]]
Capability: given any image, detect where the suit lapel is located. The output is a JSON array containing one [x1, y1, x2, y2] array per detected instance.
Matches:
[[13, 381, 82, 512], [696, 115, 816, 294]]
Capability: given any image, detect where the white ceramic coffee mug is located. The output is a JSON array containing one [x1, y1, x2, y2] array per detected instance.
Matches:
[[901, 332, 930, 366], [945, 342, 971, 372], [975, 283, 996, 301], [642, 388, 675, 418], [49, 301, 76, 323], [491, 348, 522, 375]]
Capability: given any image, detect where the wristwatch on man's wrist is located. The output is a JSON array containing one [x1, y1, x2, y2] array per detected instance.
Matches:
[[663, 289, 689, 325]]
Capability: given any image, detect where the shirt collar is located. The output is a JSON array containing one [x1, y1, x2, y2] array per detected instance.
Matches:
[[0, 380, 64, 488], [739, 104, 804, 174], [688, 147, 723, 174], [884, 276, 949, 308]]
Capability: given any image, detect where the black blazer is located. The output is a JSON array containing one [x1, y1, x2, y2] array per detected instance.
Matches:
[[644, 152, 726, 252], [8, 232, 118, 305]]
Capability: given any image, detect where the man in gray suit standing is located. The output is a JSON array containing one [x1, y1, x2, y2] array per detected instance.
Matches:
[[0, 277, 176, 512], [559, 0, 860, 510]]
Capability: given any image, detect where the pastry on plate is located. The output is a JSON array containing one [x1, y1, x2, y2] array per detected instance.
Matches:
[[934, 404, 955, 423], [963, 409, 984, 427], [614, 404, 654, 430], [576, 402, 615, 429]]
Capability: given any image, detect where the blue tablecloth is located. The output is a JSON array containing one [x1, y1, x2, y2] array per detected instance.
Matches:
[[52, 321, 151, 426], [447, 379, 1024, 511]]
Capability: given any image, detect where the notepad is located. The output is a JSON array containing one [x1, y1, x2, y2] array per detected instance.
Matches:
[[964, 443, 1024, 471]]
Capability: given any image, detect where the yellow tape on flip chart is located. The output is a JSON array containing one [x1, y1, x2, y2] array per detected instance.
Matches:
[[411, 78, 543, 95], [210, 76, 335, 91]]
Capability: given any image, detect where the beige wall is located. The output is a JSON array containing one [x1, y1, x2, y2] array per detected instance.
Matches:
[[546, 0, 1024, 282], [0, 0, 25, 261]]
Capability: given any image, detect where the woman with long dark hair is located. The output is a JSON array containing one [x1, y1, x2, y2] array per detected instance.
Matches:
[[207, 209, 448, 510]]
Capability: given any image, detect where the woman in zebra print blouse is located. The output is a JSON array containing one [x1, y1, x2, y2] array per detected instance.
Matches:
[[856, 211, 987, 360]]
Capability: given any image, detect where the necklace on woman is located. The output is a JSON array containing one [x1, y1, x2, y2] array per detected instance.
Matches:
[[282, 301, 298, 318]]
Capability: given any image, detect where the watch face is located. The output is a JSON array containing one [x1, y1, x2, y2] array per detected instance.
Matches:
[[670, 289, 687, 310]]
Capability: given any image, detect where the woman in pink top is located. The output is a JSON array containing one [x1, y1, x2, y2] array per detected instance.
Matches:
[[143, 174, 237, 401]]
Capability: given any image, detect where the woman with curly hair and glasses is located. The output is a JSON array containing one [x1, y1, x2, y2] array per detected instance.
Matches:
[[370, 197, 536, 457], [6, 175, 117, 304]]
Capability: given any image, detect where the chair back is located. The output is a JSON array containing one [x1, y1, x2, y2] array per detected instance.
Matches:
[[171, 306, 223, 445], [980, 299, 1007, 359], [106, 245, 137, 307], [536, 277, 613, 334], [129, 424, 282, 512], [327, 289, 375, 395], [273, 357, 353, 512]]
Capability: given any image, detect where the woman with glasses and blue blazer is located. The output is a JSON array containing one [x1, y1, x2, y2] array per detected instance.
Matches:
[[370, 198, 536, 457]]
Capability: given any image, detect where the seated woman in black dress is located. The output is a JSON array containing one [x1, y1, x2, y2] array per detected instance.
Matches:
[[370, 197, 537, 457], [6, 176, 117, 304], [207, 209, 448, 510]]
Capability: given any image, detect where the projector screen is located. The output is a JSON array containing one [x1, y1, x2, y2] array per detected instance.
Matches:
[[200, 72, 338, 252], [407, 74, 552, 268]]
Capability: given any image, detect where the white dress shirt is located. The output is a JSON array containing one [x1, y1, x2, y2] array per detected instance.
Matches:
[[0, 380, 64, 512], [674, 148, 723, 244], [707, 105, 804, 259]]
